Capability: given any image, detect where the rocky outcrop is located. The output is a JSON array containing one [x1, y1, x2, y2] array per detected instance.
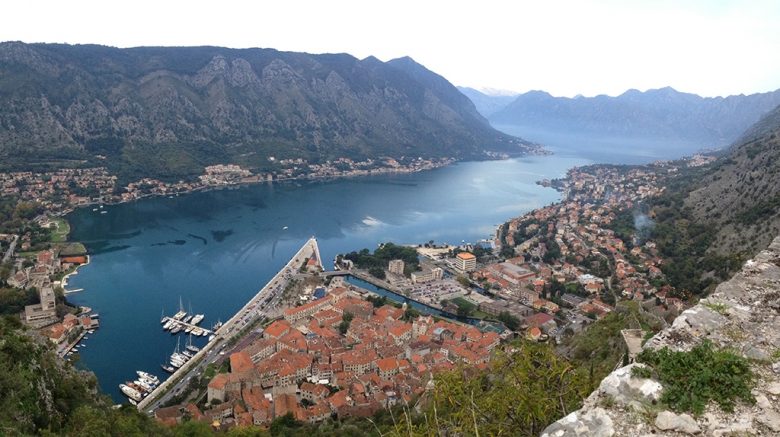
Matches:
[[0, 42, 541, 177], [542, 236, 780, 436]]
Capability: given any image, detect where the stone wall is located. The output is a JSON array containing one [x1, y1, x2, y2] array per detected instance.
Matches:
[[542, 236, 780, 436]]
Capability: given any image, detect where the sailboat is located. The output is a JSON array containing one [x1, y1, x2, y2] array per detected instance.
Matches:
[[172, 297, 186, 320], [186, 334, 200, 353], [160, 308, 166, 325]]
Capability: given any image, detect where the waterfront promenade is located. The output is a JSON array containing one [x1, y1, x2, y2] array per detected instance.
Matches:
[[137, 237, 322, 412]]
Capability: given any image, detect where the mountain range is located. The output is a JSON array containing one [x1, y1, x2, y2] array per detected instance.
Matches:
[[464, 87, 780, 148], [0, 42, 536, 179]]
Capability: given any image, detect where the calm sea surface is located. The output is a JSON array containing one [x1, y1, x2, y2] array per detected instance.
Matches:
[[66, 154, 590, 402]]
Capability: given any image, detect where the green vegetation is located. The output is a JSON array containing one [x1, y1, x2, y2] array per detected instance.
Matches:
[[636, 341, 755, 414], [343, 243, 420, 276], [338, 312, 354, 335], [49, 218, 70, 243], [368, 266, 386, 280], [385, 342, 591, 436], [561, 301, 664, 388], [0, 316, 165, 435], [651, 182, 745, 296], [497, 311, 520, 331]]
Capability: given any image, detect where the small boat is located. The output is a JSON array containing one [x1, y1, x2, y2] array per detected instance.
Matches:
[[283, 226, 288, 230], [190, 314, 205, 325], [93, 208, 98, 212], [192, 327, 203, 336], [119, 384, 143, 402], [161, 364, 175, 373], [87, 330, 95, 334], [100, 211, 108, 214], [212, 321, 223, 330], [89, 313, 100, 319], [186, 344, 201, 353], [208, 335, 216, 342], [129, 398, 137, 406], [183, 315, 193, 324], [170, 325, 182, 334], [137, 371, 159, 384], [182, 350, 194, 358], [185, 326, 193, 334], [200, 330, 208, 337]]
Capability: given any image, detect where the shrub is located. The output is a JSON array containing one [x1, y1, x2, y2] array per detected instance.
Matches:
[[636, 341, 754, 414]]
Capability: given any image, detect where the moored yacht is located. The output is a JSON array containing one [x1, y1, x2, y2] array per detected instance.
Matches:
[[190, 314, 205, 325], [119, 384, 143, 402]]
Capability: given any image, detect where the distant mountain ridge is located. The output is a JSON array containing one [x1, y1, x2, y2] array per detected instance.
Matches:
[[466, 86, 780, 148], [457, 87, 518, 117], [0, 42, 537, 179]]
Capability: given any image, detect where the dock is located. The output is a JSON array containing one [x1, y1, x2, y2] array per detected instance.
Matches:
[[137, 237, 321, 412], [161, 317, 213, 335]]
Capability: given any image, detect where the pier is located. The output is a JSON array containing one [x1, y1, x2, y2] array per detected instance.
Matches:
[[137, 237, 322, 412], [160, 317, 213, 335]]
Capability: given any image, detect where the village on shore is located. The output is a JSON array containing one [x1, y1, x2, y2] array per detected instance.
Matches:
[[0, 152, 719, 430]]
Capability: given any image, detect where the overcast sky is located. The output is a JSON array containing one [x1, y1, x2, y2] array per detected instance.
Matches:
[[3, 0, 779, 97]]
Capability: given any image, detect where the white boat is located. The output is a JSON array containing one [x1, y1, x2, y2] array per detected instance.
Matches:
[[119, 384, 143, 402], [183, 315, 193, 324], [192, 327, 203, 336], [191, 314, 205, 325], [186, 344, 200, 353], [137, 371, 159, 384], [100, 211, 108, 214], [283, 226, 288, 230], [185, 326, 193, 334], [170, 325, 182, 334], [134, 379, 153, 392], [161, 364, 175, 373], [92, 208, 98, 212], [212, 320, 223, 330], [208, 335, 216, 342], [129, 398, 137, 406], [182, 350, 194, 358], [200, 330, 208, 337], [163, 320, 173, 330]]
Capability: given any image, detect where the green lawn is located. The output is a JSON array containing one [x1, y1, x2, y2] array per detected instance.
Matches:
[[50, 218, 71, 243]]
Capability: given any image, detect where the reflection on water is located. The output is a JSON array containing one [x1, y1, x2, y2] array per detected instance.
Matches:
[[65, 156, 587, 401]]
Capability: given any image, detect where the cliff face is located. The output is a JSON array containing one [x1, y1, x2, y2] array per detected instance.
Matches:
[[0, 42, 538, 178], [542, 236, 780, 436]]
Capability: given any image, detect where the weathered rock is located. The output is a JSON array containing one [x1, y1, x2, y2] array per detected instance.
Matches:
[[540, 408, 614, 437], [598, 363, 662, 408], [757, 410, 780, 431], [654, 411, 700, 434], [542, 237, 780, 437]]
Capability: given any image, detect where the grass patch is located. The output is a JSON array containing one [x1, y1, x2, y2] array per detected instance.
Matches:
[[636, 340, 755, 415], [49, 218, 71, 243], [702, 301, 729, 315]]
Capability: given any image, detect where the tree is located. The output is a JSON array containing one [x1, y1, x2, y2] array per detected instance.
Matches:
[[497, 311, 520, 331], [368, 267, 386, 280], [456, 275, 470, 288]]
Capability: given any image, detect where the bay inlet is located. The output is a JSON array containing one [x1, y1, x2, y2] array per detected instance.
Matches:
[[65, 155, 589, 402]]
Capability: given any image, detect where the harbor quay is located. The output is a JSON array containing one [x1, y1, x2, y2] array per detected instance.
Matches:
[[137, 238, 323, 412]]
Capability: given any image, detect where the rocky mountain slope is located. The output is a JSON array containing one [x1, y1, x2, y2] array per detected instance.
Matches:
[[456, 87, 518, 117], [543, 236, 780, 436], [682, 104, 780, 256], [486, 87, 780, 148], [0, 42, 537, 179]]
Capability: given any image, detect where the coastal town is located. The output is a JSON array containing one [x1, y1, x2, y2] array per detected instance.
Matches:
[[0, 153, 714, 431], [144, 156, 713, 430], [0, 156, 454, 215]]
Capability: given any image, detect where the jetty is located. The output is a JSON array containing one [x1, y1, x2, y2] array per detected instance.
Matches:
[[137, 237, 322, 412]]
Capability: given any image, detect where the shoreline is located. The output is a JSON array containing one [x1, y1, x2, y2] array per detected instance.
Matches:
[[60, 255, 90, 292]]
